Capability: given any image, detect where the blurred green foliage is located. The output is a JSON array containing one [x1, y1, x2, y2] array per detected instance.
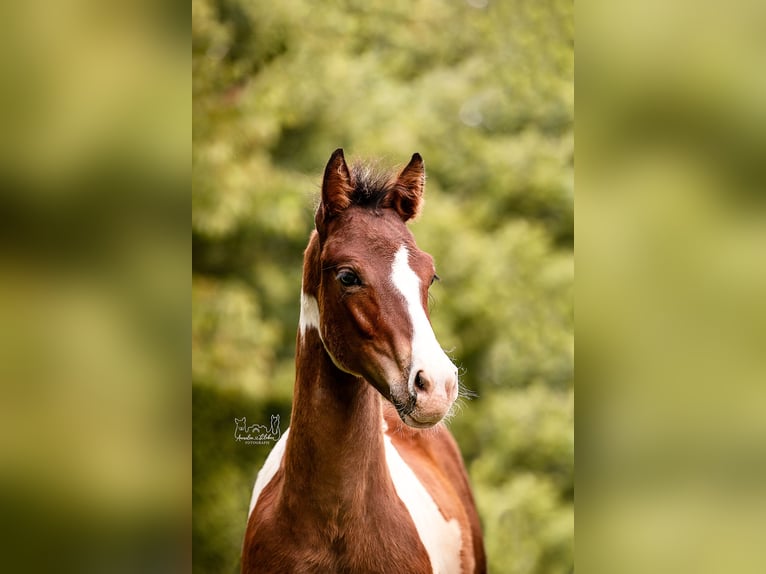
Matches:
[[578, 1, 766, 573], [0, 1, 187, 572], [192, 1, 573, 572]]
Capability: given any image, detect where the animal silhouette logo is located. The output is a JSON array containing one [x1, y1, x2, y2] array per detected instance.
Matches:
[[270, 414, 281, 440], [234, 415, 281, 445]]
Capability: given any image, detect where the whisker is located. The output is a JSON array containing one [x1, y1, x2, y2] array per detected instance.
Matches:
[[458, 384, 478, 400]]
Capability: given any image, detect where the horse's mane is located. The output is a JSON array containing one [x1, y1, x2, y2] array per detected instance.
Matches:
[[346, 161, 399, 211]]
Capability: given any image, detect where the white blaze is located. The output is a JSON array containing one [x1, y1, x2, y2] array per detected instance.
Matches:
[[390, 246, 457, 396]]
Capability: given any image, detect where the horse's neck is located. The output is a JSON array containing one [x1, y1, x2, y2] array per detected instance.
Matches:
[[281, 328, 388, 518]]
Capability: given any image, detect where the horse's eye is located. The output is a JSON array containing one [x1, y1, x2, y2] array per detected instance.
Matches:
[[337, 270, 361, 287], [430, 274, 440, 286]]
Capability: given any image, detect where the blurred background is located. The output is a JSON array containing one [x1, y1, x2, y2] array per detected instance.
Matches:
[[192, 1, 573, 573], [578, 0, 766, 572], [0, 0, 188, 572]]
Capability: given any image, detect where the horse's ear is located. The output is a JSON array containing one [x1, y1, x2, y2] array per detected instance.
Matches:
[[392, 153, 425, 222], [316, 148, 353, 233]]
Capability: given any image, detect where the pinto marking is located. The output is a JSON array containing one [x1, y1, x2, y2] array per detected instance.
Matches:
[[299, 291, 320, 337], [247, 426, 464, 573], [383, 434, 463, 574], [248, 429, 289, 517]]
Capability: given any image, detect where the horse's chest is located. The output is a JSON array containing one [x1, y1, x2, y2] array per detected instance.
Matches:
[[383, 435, 464, 574], [247, 502, 433, 574], [247, 431, 464, 574]]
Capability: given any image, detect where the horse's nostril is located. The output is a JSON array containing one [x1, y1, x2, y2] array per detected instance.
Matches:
[[414, 371, 426, 391]]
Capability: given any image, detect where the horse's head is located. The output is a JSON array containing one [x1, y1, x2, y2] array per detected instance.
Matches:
[[301, 149, 458, 428]]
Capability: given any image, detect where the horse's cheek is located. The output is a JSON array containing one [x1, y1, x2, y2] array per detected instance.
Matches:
[[349, 302, 376, 340]]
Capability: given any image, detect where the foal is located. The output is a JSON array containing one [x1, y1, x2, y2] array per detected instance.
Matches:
[[242, 150, 486, 573]]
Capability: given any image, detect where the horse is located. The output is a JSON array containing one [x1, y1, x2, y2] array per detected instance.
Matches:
[[242, 149, 486, 573]]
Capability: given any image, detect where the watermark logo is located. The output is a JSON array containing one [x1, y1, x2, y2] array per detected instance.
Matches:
[[234, 415, 281, 445]]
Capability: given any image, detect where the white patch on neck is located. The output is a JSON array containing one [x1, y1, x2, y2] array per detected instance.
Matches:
[[298, 287, 360, 376], [299, 291, 320, 337], [248, 428, 290, 517], [390, 246, 457, 393], [384, 434, 462, 573]]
